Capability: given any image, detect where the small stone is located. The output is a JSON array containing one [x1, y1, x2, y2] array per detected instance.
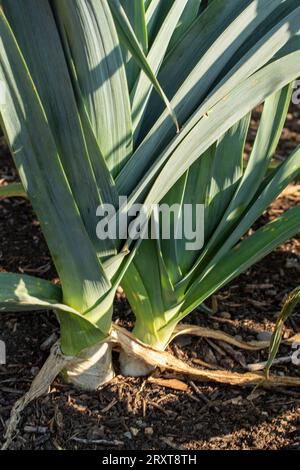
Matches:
[[130, 427, 139, 437], [24, 425, 48, 434], [144, 427, 154, 436], [231, 396, 243, 405], [78, 394, 90, 401], [30, 367, 40, 376], [285, 258, 300, 271], [195, 423, 204, 431], [235, 335, 243, 342], [136, 419, 146, 428], [219, 312, 231, 319], [175, 335, 192, 347], [283, 331, 291, 339], [257, 331, 272, 342]]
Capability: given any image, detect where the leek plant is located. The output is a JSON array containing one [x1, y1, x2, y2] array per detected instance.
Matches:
[[121, 83, 300, 373], [1, 0, 300, 393], [118, 0, 300, 373], [0, 0, 186, 389]]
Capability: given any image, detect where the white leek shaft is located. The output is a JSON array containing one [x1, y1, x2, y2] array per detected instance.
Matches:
[[63, 342, 115, 390], [119, 351, 154, 377]]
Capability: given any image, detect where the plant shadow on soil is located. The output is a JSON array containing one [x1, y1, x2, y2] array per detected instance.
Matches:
[[0, 106, 300, 450]]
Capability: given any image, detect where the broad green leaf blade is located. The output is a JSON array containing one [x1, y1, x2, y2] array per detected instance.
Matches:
[[121, 249, 182, 349], [181, 204, 300, 317], [0, 273, 107, 356], [0, 182, 26, 199], [58, 309, 106, 356], [139, 47, 300, 213], [141, 0, 249, 139], [79, 111, 118, 208], [141, 230, 178, 310], [203, 114, 250, 239], [167, 0, 202, 52], [122, 46, 300, 261], [159, 0, 250, 100], [102, 250, 129, 281], [159, 170, 190, 285], [121, 243, 167, 338], [121, 0, 148, 52], [131, 0, 188, 138], [180, 84, 293, 288], [53, 0, 133, 178], [144, 0, 152, 11], [1, 0, 111, 253], [108, 0, 179, 133], [118, 0, 300, 197], [197, 143, 300, 284], [79, 106, 119, 256], [120, 0, 148, 91], [138, 114, 249, 294], [0, 10, 110, 314], [212, 84, 293, 240], [0, 273, 63, 313], [166, 114, 250, 285], [237, 83, 293, 201], [146, 0, 174, 48]]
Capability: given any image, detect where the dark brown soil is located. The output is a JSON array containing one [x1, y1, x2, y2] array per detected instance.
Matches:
[[0, 106, 300, 451]]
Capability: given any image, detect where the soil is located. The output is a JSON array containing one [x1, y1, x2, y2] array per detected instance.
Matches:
[[0, 106, 300, 451]]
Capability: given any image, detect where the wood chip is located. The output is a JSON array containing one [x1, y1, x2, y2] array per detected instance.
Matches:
[[247, 356, 292, 372], [248, 299, 268, 308], [189, 380, 215, 406], [70, 437, 123, 446], [40, 333, 58, 352], [148, 401, 176, 416], [147, 377, 189, 392], [218, 341, 247, 368], [144, 427, 154, 436], [100, 398, 118, 414], [24, 425, 48, 434]]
